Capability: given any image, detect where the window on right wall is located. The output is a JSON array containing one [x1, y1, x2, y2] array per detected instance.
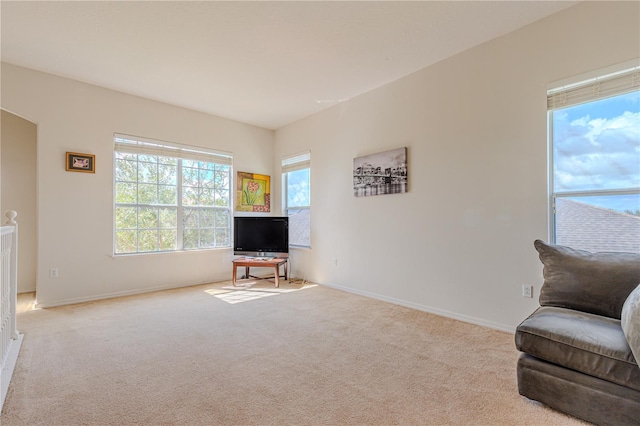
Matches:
[[282, 151, 311, 248], [548, 63, 640, 253]]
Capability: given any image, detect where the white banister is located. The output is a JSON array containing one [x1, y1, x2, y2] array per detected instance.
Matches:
[[1, 210, 23, 411]]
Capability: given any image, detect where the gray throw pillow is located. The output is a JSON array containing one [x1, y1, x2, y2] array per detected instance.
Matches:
[[621, 284, 640, 366], [534, 240, 640, 319]]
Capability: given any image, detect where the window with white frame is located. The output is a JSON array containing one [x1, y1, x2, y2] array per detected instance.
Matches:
[[548, 63, 640, 253], [282, 152, 311, 247], [114, 134, 232, 254]]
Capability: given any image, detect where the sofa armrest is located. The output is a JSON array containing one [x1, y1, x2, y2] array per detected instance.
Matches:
[[622, 283, 640, 367]]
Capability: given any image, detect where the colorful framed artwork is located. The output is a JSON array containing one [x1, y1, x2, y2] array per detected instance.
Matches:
[[66, 152, 96, 173], [236, 172, 271, 212], [353, 147, 407, 197]]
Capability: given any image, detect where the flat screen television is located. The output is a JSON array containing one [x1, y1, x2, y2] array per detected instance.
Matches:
[[233, 216, 289, 258]]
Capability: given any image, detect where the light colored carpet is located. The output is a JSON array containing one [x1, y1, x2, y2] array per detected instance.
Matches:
[[2, 281, 586, 425]]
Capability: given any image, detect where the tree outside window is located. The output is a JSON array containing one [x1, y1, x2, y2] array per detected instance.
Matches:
[[114, 136, 231, 254]]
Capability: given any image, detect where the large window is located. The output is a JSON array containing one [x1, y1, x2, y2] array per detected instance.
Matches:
[[548, 64, 640, 253], [114, 134, 232, 254], [282, 152, 311, 247]]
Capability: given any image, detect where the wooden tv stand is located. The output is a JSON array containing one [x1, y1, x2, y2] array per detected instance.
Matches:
[[232, 257, 288, 288]]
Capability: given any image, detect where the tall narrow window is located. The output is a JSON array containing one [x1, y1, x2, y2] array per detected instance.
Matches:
[[114, 134, 232, 254], [282, 152, 311, 247], [548, 64, 640, 253]]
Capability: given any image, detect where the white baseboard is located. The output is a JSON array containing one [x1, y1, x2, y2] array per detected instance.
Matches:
[[33, 277, 516, 332], [1, 333, 24, 412], [320, 281, 515, 334], [35, 275, 231, 308]]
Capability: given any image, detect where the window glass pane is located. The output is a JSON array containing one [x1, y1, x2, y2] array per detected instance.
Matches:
[[555, 196, 640, 253], [551, 89, 639, 254], [182, 186, 198, 206], [114, 137, 232, 254], [115, 182, 137, 204], [200, 229, 215, 248], [568, 193, 640, 215], [138, 161, 158, 184], [138, 184, 158, 205], [199, 161, 214, 171], [138, 207, 158, 229], [116, 230, 137, 254], [287, 168, 310, 207], [115, 207, 137, 229], [215, 228, 231, 247], [159, 230, 177, 251], [288, 208, 310, 247], [158, 163, 177, 185], [183, 208, 198, 228], [116, 159, 137, 182], [138, 154, 157, 163], [215, 210, 229, 227], [158, 185, 177, 205], [158, 208, 177, 229], [214, 170, 228, 189], [158, 156, 177, 166], [138, 230, 158, 252], [182, 167, 198, 185], [215, 189, 229, 207], [552, 92, 640, 193], [199, 168, 214, 188], [215, 228, 229, 247], [200, 188, 215, 206], [200, 209, 215, 227], [116, 152, 136, 161], [183, 229, 198, 249]]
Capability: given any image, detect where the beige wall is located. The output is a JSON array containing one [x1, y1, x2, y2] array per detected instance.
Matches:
[[274, 1, 640, 331], [1, 64, 274, 307], [1, 109, 37, 293]]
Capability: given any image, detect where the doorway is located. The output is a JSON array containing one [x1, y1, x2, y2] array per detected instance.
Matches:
[[1, 109, 37, 298]]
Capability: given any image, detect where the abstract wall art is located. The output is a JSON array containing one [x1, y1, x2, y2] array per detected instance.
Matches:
[[236, 171, 271, 212]]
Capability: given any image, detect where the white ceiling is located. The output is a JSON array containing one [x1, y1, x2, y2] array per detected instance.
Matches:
[[1, 1, 579, 130]]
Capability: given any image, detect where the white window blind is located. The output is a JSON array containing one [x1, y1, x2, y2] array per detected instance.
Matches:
[[114, 134, 232, 165], [282, 151, 311, 172], [547, 64, 640, 110]]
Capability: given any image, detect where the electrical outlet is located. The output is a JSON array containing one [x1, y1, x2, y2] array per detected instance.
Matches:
[[332, 258, 338, 267], [522, 285, 533, 298], [50, 268, 59, 278]]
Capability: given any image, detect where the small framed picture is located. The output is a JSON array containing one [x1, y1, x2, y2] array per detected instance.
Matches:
[[66, 152, 95, 173]]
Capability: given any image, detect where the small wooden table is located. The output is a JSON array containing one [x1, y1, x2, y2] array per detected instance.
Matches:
[[232, 257, 288, 288]]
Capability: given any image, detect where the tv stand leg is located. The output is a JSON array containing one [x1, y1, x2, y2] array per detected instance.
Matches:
[[232, 264, 237, 286]]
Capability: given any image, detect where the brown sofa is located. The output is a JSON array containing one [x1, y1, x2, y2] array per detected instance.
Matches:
[[515, 240, 640, 426]]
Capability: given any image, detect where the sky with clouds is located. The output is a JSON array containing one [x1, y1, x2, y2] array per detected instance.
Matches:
[[286, 168, 310, 207], [553, 91, 639, 194]]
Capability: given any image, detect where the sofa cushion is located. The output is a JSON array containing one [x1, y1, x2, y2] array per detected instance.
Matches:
[[515, 306, 640, 391], [621, 284, 640, 367], [534, 240, 640, 319]]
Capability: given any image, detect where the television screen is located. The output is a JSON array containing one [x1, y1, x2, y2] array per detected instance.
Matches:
[[233, 216, 289, 258]]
